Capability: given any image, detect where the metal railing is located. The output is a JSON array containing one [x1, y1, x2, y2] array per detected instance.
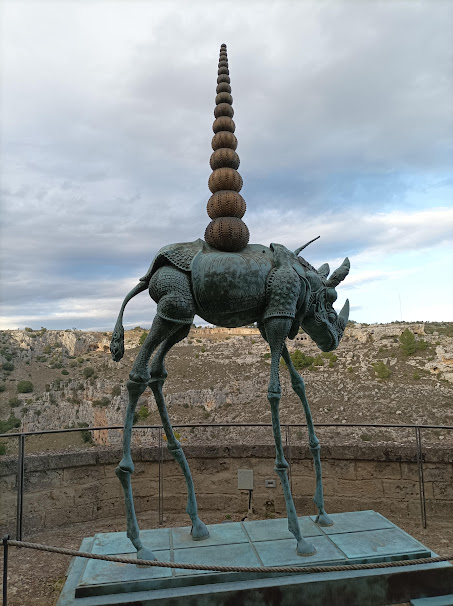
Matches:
[[1, 422, 452, 541]]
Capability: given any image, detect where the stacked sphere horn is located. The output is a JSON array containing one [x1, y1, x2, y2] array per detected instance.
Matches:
[[205, 44, 250, 252]]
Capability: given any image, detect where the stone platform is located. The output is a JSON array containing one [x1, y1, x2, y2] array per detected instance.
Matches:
[[57, 510, 453, 606]]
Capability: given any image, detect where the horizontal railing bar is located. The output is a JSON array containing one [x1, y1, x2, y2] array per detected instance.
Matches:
[[0, 423, 452, 440]]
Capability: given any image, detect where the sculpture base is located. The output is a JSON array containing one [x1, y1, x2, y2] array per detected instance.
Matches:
[[57, 510, 453, 606]]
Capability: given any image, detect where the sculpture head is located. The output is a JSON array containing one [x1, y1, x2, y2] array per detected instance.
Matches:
[[296, 256, 350, 352]]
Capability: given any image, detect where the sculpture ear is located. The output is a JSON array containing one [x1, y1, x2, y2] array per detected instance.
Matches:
[[317, 263, 330, 279]]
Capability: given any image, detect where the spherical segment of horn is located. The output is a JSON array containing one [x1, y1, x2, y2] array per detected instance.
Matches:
[[207, 190, 246, 219], [218, 66, 229, 75], [216, 82, 231, 94], [212, 116, 235, 133], [218, 60, 229, 69], [215, 92, 233, 105], [204, 217, 249, 252], [208, 167, 243, 194], [214, 103, 234, 119], [211, 131, 238, 151], [217, 74, 231, 84], [209, 148, 240, 171]]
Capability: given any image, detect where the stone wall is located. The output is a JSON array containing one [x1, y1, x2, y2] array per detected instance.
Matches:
[[1, 444, 452, 535]]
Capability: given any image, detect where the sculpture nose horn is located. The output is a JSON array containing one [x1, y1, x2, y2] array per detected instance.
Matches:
[[338, 299, 350, 326], [204, 44, 250, 252]]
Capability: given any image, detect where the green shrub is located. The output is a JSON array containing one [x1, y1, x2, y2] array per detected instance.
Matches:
[[77, 422, 93, 444], [0, 383, 6, 392], [0, 443, 7, 455], [8, 396, 21, 407], [25, 327, 33, 332], [83, 367, 95, 379], [287, 350, 314, 370], [137, 405, 149, 420], [413, 371, 421, 380], [0, 415, 21, 433], [77, 356, 84, 364], [61, 369, 69, 375], [111, 385, 121, 397], [17, 380, 34, 393], [92, 397, 109, 408], [347, 366, 353, 373], [43, 345, 51, 354], [313, 354, 324, 366], [2, 361, 14, 371], [139, 331, 147, 345], [399, 329, 428, 356], [360, 433, 372, 442], [262, 352, 271, 359], [372, 361, 392, 379], [201, 347, 206, 353]]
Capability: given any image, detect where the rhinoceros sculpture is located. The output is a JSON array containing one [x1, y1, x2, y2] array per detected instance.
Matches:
[[110, 239, 350, 560], [110, 42, 351, 560]]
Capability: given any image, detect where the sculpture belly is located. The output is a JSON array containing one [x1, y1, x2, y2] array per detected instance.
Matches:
[[191, 247, 272, 327]]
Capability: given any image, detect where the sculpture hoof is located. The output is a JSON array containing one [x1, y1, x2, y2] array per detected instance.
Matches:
[[137, 546, 157, 563], [315, 512, 334, 527], [296, 539, 316, 556], [191, 520, 210, 541]]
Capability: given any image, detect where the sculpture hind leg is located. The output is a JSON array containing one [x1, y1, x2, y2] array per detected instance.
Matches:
[[263, 317, 316, 556], [149, 325, 209, 541], [116, 315, 187, 560], [281, 345, 333, 527]]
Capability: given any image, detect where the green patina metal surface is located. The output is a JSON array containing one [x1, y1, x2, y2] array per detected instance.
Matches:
[[56, 512, 453, 606], [108, 43, 351, 561]]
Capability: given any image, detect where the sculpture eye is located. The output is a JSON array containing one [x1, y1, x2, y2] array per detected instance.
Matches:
[[326, 288, 337, 304]]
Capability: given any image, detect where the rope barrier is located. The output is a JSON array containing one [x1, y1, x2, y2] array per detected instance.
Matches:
[[5, 539, 453, 575]]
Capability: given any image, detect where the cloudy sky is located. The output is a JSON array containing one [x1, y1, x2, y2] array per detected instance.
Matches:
[[1, 1, 452, 331]]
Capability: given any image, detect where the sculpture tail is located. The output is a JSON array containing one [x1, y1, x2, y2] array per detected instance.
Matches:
[[110, 280, 148, 361]]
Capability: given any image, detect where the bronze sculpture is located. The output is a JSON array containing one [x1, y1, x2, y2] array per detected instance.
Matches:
[[111, 44, 350, 560]]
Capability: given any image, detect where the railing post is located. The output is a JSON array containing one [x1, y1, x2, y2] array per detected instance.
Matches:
[[158, 427, 164, 525], [3, 535, 9, 606], [415, 427, 427, 528], [16, 434, 25, 541]]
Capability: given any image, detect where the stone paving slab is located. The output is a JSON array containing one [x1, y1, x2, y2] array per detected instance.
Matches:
[[57, 511, 446, 605]]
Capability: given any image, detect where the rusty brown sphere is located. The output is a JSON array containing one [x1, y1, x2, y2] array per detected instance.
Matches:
[[214, 103, 234, 119], [207, 190, 246, 219], [215, 92, 233, 105], [209, 148, 240, 171], [208, 167, 243, 193], [217, 74, 230, 84], [212, 116, 235, 134], [211, 131, 237, 151], [205, 217, 249, 252], [216, 82, 231, 94]]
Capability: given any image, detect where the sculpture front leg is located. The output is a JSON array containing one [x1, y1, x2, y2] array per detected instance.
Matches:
[[265, 318, 316, 556], [282, 345, 333, 527]]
